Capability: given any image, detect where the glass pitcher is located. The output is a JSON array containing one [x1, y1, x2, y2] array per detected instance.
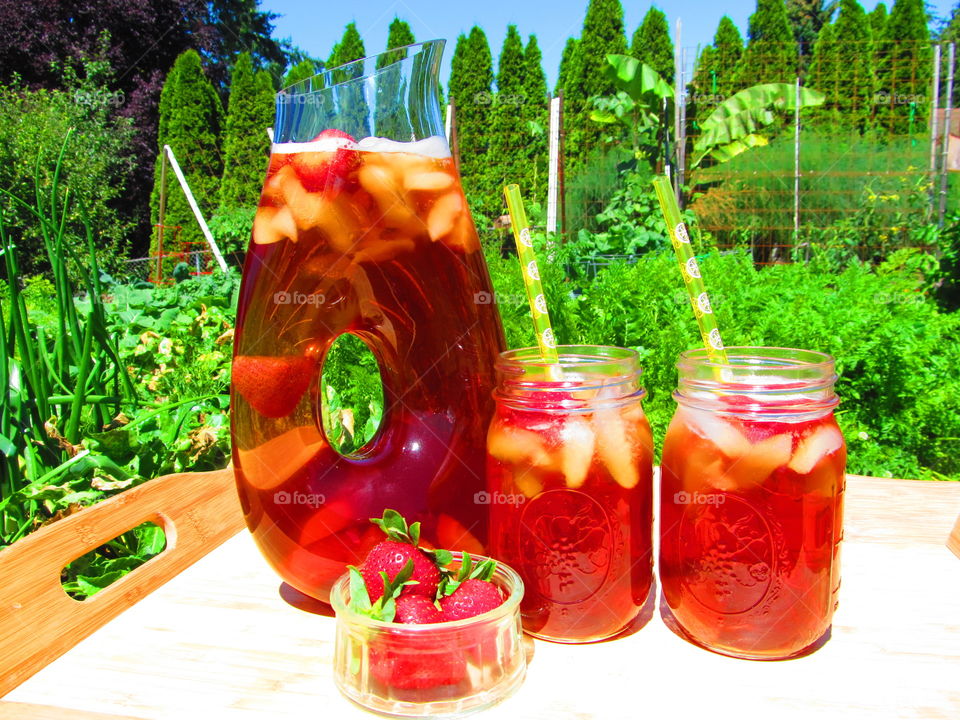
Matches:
[[230, 40, 506, 602]]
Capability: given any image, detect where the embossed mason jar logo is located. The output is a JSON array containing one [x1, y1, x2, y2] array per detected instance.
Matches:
[[678, 495, 775, 614], [519, 489, 612, 604]]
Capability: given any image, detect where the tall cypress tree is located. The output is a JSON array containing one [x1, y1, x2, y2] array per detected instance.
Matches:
[[523, 34, 550, 203], [692, 16, 745, 123], [150, 49, 223, 251], [735, 0, 799, 87], [875, 0, 931, 134], [786, 0, 837, 59], [373, 18, 416, 138], [449, 27, 494, 211], [824, 0, 875, 132], [327, 22, 366, 75], [378, 17, 416, 68], [868, 3, 888, 76], [556, 37, 580, 96], [630, 6, 675, 82], [283, 59, 318, 88], [565, 0, 628, 161], [489, 26, 527, 195], [220, 53, 274, 210]]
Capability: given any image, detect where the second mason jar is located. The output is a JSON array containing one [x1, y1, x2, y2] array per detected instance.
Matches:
[[659, 347, 846, 660], [487, 345, 654, 643]]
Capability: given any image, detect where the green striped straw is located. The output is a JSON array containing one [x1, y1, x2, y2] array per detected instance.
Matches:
[[652, 176, 729, 364], [503, 184, 560, 369]]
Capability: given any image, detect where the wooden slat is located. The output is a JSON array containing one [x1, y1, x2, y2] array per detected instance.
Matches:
[[0, 468, 243, 696], [0, 702, 144, 720]]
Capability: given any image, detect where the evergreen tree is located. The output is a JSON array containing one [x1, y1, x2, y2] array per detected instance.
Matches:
[[489, 26, 527, 195], [869, 3, 888, 75], [378, 17, 416, 68], [374, 18, 416, 138], [714, 16, 745, 97], [809, 0, 875, 132], [219, 53, 274, 211], [564, 0, 628, 161], [875, 0, 932, 134], [786, 0, 837, 58], [327, 22, 366, 76], [735, 0, 799, 87], [150, 49, 223, 251], [869, 1, 889, 39], [630, 6, 675, 82], [692, 17, 745, 123], [326, 23, 368, 137], [283, 59, 318, 88], [523, 34, 550, 203], [449, 27, 495, 212], [556, 37, 580, 96]]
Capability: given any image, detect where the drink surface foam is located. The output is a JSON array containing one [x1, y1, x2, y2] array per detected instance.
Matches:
[[272, 135, 451, 158]]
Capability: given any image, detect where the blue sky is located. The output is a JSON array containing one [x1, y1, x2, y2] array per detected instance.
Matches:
[[261, 0, 955, 90]]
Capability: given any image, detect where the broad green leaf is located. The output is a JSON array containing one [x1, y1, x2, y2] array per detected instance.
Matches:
[[709, 133, 769, 164], [692, 83, 824, 167], [603, 54, 673, 101]]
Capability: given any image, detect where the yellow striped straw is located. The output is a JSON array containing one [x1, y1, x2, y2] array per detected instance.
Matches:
[[503, 184, 560, 367], [652, 177, 729, 364]]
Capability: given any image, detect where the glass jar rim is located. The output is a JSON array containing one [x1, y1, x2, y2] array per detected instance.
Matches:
[[329, 552, 524, 632], [497, 344, 640, 373], [280, 39, 445, 96], [677, 346, 835, 372]]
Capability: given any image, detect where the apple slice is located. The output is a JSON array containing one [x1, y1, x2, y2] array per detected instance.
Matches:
[[725, 432, 792, 487], [252, 205, 297, 245], [681, 408, 751, 459], [427, 192, 464, 241], [789, 424, 844, 474], [593, 408, 639, 489], [559, 416, 595, 489], [514, 468, 545, 498], [487, 423, 553, 469], [405, 170, 454, 192], [358, 162, 419, 231]]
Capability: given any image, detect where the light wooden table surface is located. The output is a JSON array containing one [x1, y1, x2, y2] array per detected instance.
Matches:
[[2, 476, 959, 720]]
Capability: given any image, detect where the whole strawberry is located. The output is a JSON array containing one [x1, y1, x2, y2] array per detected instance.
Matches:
[[359, 510, 447, 602], [436, 553, 505, 621], [395, 594, 443, 624], [441, 579, 505, 621]]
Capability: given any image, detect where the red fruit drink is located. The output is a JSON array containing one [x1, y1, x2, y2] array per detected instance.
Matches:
[[487, 346, 654, 642], [231, 132, 505, 602], [659, 347, 846, 659]]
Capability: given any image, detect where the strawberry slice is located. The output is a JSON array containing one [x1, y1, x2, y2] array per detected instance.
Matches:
[[232, 355, 314, 418], [292, 129, 359, 195]]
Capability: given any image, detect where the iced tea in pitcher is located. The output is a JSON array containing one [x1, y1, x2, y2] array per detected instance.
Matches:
[[231, 41, 505, 602]]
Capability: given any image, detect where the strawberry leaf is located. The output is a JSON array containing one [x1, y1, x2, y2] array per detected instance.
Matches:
[[370, 508, 415, 544], [424, 548, 453, 568], [347, 566, 372, 614], [470, 559, 497, 582]]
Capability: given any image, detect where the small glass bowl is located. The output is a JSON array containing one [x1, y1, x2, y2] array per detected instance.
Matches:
[[330, 553, 526, 717]]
